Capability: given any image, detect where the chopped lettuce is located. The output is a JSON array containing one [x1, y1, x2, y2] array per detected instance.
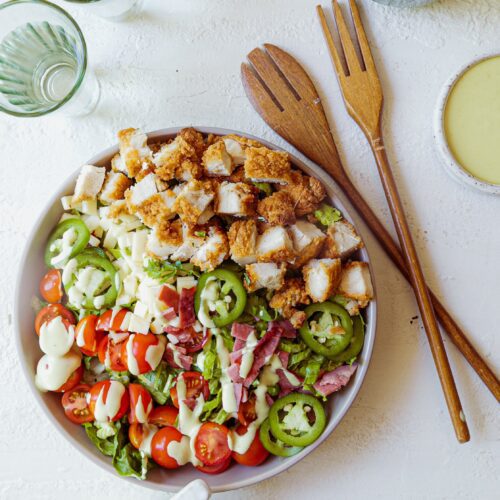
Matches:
[[314, 203, 342, 227], [113, 443, 151, 480], [212, 408, 229, 425], [83, 421, 122, 457], [144, 258, 199, 284], [108, 371, 130, 384], [137, 361, 173, 404], [245, 294, 277, 323], [253, 182, 273, 196], [202, 390, 223, 422]]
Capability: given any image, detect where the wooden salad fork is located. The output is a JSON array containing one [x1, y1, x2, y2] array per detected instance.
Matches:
[[316, 0, 470, 442], [240, 43, 499, 409]]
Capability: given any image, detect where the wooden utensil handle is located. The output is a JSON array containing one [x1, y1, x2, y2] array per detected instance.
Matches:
[[336, 171, 500, 403]]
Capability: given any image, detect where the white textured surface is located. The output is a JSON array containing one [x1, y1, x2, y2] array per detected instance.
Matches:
[[0, 1, 499, 499]]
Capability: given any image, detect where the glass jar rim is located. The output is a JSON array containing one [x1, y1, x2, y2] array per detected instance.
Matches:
[[0, 0, 88, 117]]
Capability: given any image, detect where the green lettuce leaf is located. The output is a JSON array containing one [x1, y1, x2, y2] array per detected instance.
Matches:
[[314, 203, 342, 227], [83, 421, 122, 457], [253, 182, 273, 196], [144, 258, 199, 284], [137, 361, 173, 404], [113, 443, 151, 480]]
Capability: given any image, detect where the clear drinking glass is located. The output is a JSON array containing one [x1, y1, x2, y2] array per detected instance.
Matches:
[[64, 0, 144, 21], [0, 0, 100, 117]]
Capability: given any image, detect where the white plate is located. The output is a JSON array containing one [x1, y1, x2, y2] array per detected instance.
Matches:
[[14, 127, 377, 493]]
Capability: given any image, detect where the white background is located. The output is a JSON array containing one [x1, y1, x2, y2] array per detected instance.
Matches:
[[0, 0, 499, 499]]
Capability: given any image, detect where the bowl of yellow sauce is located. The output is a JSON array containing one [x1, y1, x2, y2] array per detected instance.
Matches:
[[435, 54, 500, 194]]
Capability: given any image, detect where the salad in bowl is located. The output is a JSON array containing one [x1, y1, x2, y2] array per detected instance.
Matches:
[[30, 127, 374, 482]]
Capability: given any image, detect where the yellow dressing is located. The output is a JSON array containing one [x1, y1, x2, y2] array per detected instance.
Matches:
[[444, 55, 500, 185]]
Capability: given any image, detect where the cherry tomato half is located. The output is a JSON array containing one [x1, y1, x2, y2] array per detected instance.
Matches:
[[75, 314, 103, 356], [97, 334, 129, 372], [232, 425, 269, 466], [170, 371, 210, 409], [35, 304, 75, 336], [61, 384, 93, 424], [39, 269, 63, 303], [128, 383, 153, 424], [149, 405, 179, 427], [56, 364, 83, 393], [129, 423, 158, 452], [121, 333, 165, 375], [89, 380, 129, 422], [196, 456, 232, 475], [151, 426, 183, 469], [96, 308, 129, 332], [194, 422, 232, 466], [238, 396, 257, 427]]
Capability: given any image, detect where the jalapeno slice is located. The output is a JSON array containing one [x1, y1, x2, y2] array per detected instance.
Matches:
[[299, 302, 353, 359], [44, 218, 90, 268], [259, 418, 303, 457], [194, 269, 247, 327], [64, 248, 118, 310], [268, 393, 326, 447], [330, 316, 365, 362]]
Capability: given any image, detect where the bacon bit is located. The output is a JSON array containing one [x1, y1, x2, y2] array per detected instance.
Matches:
[[268, 320, 297, 339], [231, 323, 255, 340], [159, 285, 179, 313], [313, 364, 358, 397], [163, 307, 177, 321], [163, 343, 193, 370], [277, 350, 289, 368], [178, 287, 196, 328]]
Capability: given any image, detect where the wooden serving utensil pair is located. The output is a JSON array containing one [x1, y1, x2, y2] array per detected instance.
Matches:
[[241, 0, 500, 443]]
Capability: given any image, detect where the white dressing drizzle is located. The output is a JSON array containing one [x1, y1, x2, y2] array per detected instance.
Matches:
[[125, 334, 140, 375], [50, 227, 77, 268], [145, 336, 166, 371], [134, 394, 152, 424], [93, 380, 125, 422], [39, 316, 75, 356], [138, 423, 158, 457], [196, 277, 218, 327], [215, 332, 237, 414], [35, 351, 81, 392], [238, 331, 258, 379]]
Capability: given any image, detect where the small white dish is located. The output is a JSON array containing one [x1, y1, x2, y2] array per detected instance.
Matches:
[[434, 53, 500, 195]]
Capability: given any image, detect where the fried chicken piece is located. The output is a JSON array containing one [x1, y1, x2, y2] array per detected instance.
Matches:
[[320, 219, 363, 260], [203, 141, 234, 177], [117, 128, 153, 178], [257, 191, 296, 226], [107, 200, 132, 219], [215, 181, 258, 217], [219, 134, 264, 165], [179, 127, 206, 159], [228, 166, 247, 183], [288, 220, 326, 268], [228, 219, 258, 266], [256, 226, 296, 264], [277, 170, 326, 216], [99, 171, 132, 204], [134, 191, 177, 228], [337, 261, 373, 307], [147, 218, 184, 259], [245, 263, 286, 292], [191, 226, 230, 272], [269, 278, 310, 327], [153, 136, 202, 182], [244, 147, 291, 184], [303, 258, 342, 303], [172, 179, 215, 225]]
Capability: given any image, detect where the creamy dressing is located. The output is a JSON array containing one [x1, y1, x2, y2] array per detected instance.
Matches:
[[138, 423, 158, 457], [134, 394, 152, 423], [93, 381, 126, 422], [39, 316, 75, 356], [62, 258, 78, 286], [125, 334, 140, 375], [167, 435, 198, 466], [35, 351, 81, 392], [93, 294, 106, 309], [145, 336, 166, 371], [50, 227, 77, 268], [196, 277, 219, 327], [215, 333, 237, 414], [238, 331, 258, 379]]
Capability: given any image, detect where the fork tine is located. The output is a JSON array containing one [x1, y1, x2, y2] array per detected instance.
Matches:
[[316, 5, 347, 79], [247, 48, 300, 107], [348, 0, 377, 74], [331, 0, 362, 75]]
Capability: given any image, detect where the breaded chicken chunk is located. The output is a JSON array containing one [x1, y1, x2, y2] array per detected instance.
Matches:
[[124, 173, 158, 211], [107, 200, 132, 220], [245, 263, 286, 292], [203, 141, 234, 177], [73, 165, 106, 203], [179, 127, 206, 158], [117, 128, 153, 178], [244, 147, 291, 184], [147, 219, 183, 259], [220, 134, 263, 166], [303, 258, 341, 303], [256, 226, 295, 264], [288, 220, 326, 268], [321, 219, 363, 259], [337, 261, 373, 307], [191, 226, 230, 271], [172, 179, 215, 225], [215, 181, 257, 217], [277, 170, 326, 216], [257, 191, 296, 226], [99, 171, 132, 204], [228, 219, 258, 266], [153, 136, 202, 182], [269, 278, 310, 327], [134, 190, 177, 228]]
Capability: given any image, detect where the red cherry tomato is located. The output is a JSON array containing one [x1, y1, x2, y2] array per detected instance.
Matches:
[[238, 396, 257, 427], [35, 304, 75, 335], [129, 423, 146, 450], [151, 426, 184, 469], [194, 422, 232, 466], [75, 314, 103, 356], [97, 334, 129, 372], [170, 371, 210, 409], [149, 405, 179, 427], [121, 333, 165, 375], [196, 456, 232, 475], [56, 364, 83, 393], [61, 384, 93, 424], [39, 269, 63, 303], [232, 425, 269, 466], [96, 308, 129, 332], [158, 285, 179, 313], [128, 383, 153, 424], [89, 380, 129, 422]]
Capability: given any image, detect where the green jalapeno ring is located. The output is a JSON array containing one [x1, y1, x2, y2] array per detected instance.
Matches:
[[194, 269, 247, 327], [299, 302, 354, 358], [268, 393, 326, 447], [44, 218, 90, 268], [259, 418, 304, 457], [330, 316, 365, 363], [65, 248, 118, 310]]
